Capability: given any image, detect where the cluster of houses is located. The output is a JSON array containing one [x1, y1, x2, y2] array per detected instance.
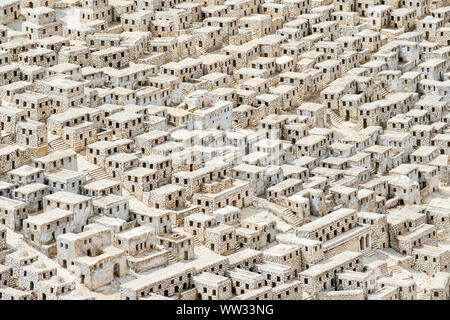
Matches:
[[0, 0, 449, 300]]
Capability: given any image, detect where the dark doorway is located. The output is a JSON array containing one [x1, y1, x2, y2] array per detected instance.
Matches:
[[114, 263, 120, 277]]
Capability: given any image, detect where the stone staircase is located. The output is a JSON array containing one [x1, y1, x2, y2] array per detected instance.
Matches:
[[192, 237, 202, 247], [416, 291, 430, 300], [181, 87, 190, 99], [363, 249, 377, 258], [89, 167, 109, 181], [388, 264, 403, 276], [232, 122, 243, 131], [253, 197, 302, 228], [231, 65, 237, 76], [379, 87, 389, 97], [280, 208, 303, 227], [295, 95, 304, 107], [328, 109, 344, 125], [224, 243, 244, 256], [228, 71, 237, 87], [6, 276, 35, 299], [197, 47, 207, 58], [31, 291, 39, 300], [48, 137, 69, 152], [355, 122, 364, 131], [167, 251, 177, 264], [8, 277, 20, 289], [230, 243, 244, 254]]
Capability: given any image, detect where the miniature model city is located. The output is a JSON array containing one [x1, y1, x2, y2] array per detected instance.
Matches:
[[0, 0, 449, 301]]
